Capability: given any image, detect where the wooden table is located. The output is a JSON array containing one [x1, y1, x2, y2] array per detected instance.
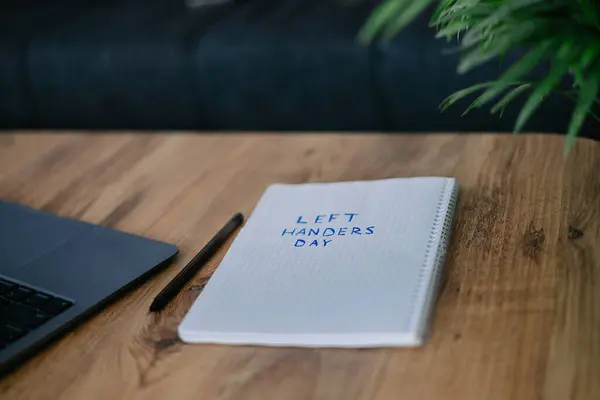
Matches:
[[0, 132, 599, 399]]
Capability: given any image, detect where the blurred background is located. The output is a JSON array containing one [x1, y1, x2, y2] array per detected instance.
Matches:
[[0, 0, 594, 137]]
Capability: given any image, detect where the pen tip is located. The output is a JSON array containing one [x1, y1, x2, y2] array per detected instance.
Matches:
[[234, 213, 245, 223], [149, 302, 160, 313]]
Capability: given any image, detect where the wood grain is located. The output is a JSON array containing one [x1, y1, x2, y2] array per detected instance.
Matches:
[[0, 132, 599, 400]]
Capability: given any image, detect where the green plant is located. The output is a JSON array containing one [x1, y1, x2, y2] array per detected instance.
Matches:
[[359, 0, 600, 154]]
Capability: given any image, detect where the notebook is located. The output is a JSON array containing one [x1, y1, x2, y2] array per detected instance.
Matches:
[[178, 177, 459, 347]]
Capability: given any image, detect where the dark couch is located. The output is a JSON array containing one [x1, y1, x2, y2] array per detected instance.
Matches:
[[1, 0, 595, 138]]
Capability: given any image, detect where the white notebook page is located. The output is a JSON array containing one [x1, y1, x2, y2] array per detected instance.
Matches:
[[178, 177, 458, 347]]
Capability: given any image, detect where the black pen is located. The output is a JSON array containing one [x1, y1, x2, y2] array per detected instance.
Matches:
[[149, 212, 244, 313]]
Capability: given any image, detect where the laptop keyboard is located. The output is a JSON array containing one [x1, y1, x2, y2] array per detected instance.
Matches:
[[0, 278, 73, 350]]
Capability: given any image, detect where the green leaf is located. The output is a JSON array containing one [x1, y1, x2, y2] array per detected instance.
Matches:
[[461, 82, 527, 116], [564, 73, 600, 155], [474, 40, 553, 106], [490, 84, 532, 114], [358, 0, 410, 44], [461, 0, 544, 46], [431, 0, 458, 23], [513, 61, 571, 134], [578, 0, 600, 29], [572, 68, 586, 88], [434, 3, 496, 27], [499, 100, 509, 117], [456, 23, 538, 73], [555, 37, 579, 62], [438, 82, 496, 111], [588, 109, 600, 124], [462, 92, 488, 116], [435, 21, 471, 39], [382, 0, 435, 40], [356, 0, 600, 157], [579, 42, 600, 70], [563, 91, 600, 123]]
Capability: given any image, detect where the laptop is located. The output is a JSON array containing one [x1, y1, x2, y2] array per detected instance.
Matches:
[[0, 199, 179, 377]]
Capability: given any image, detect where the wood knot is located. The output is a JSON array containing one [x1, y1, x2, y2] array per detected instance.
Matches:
[[189, 284, 205, 292], [568, 226, 584, 240], [522, 224, 545, 259], [304, 148, 316, 157], [155, 337, 180, 351]]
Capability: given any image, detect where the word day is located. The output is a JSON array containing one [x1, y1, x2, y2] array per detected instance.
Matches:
[[280, 213, 375, 247]]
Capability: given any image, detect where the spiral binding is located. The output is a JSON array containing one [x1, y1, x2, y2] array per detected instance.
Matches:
[[408, 179, 459, 337]]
